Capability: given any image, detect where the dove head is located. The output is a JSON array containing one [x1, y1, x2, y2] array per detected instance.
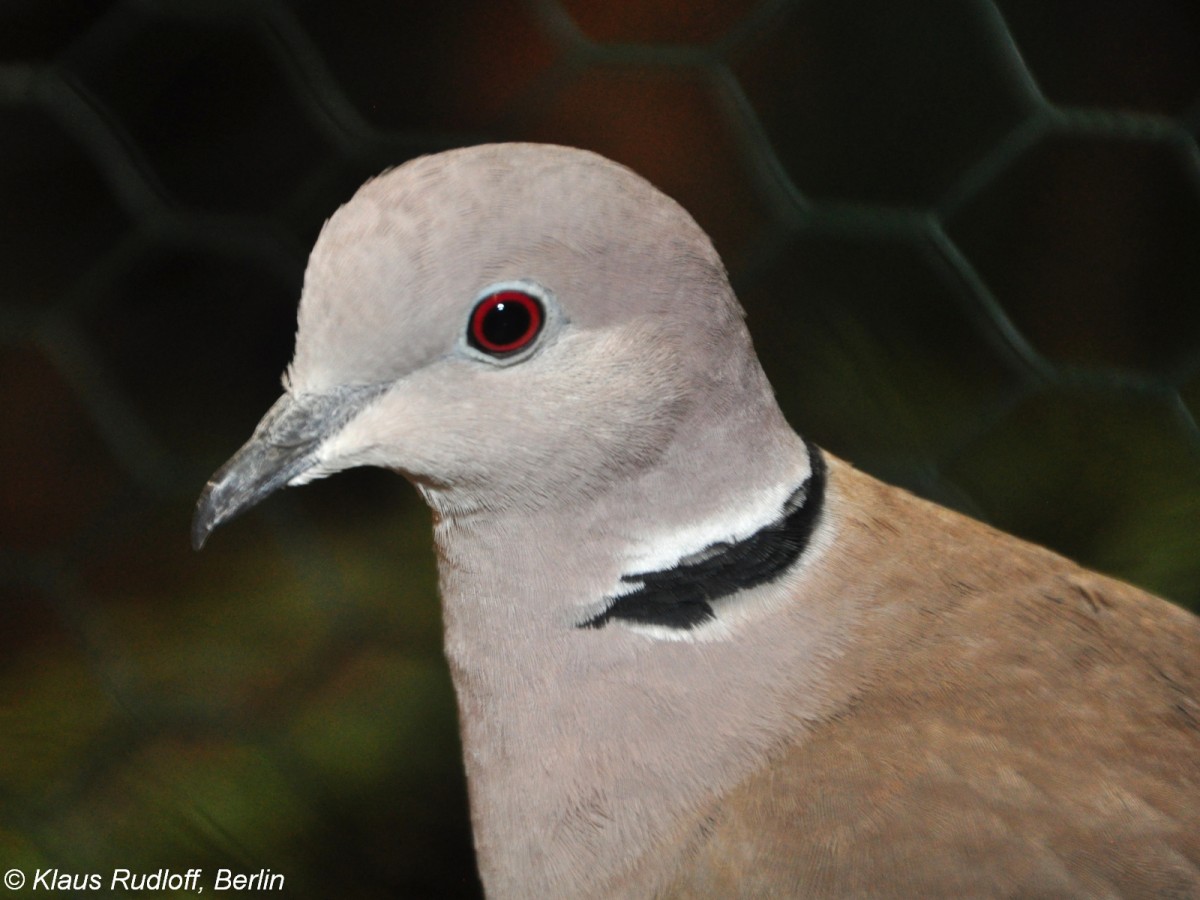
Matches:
[[193, 143, 782, 545]]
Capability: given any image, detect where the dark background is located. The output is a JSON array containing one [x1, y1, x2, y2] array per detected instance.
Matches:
[[2, 1, 1198, 896]]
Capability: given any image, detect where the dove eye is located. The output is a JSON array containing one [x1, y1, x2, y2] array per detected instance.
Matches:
[[468, 289, 545, 357]]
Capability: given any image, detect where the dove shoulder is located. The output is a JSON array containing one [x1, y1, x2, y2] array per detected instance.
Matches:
[[659, 456, 1200, 898]]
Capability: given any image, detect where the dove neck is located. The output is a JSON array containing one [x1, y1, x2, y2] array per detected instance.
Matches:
[[428, 404, 852, 895], [432, 377, 818, 628]]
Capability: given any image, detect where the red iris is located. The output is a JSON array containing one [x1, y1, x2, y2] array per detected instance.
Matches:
[[468, 290, 544, 356]]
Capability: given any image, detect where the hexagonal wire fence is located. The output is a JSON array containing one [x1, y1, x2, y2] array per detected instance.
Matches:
[[2, 0, 1198, 896]]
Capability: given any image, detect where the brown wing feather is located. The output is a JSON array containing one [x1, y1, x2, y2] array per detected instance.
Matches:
[[666, 461, 1200, 897]]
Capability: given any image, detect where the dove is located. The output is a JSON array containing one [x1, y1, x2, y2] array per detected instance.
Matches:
[[194, 143, 1200, 898]]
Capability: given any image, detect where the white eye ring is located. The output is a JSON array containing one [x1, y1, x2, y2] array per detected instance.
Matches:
[[458, 279, 564, 366]]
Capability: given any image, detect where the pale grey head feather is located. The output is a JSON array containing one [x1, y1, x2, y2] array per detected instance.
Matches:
[[195, 142, 779, 531]]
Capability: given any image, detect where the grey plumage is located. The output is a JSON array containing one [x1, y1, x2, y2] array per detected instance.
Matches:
[[195, 143, 1200, 898]]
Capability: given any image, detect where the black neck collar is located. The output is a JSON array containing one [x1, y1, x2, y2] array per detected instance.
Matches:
[[581, 441, 827, 631]]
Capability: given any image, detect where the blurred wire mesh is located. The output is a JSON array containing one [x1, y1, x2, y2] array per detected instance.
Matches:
[[2, 0, 1198, 896]]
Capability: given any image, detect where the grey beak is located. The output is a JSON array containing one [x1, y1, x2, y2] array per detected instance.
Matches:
[[192, 384, 387, 550]]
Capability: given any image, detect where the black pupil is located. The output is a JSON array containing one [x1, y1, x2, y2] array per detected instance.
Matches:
[[482, 300, 532, 348]]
